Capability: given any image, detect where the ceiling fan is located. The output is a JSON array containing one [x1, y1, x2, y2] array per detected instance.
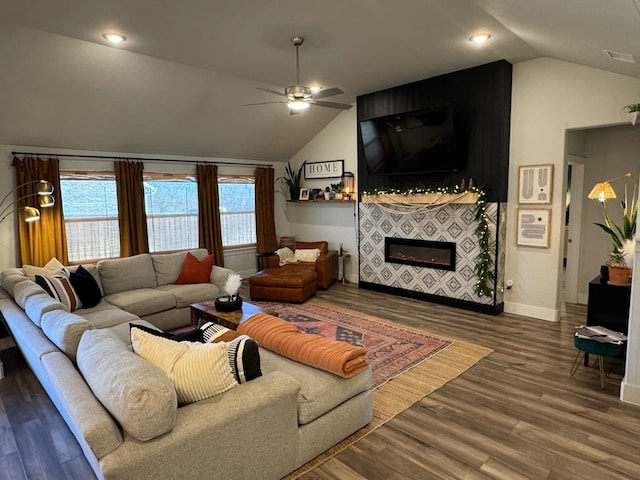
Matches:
[[244, 36, 352, 115]]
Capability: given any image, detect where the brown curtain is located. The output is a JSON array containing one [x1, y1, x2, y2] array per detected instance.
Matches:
[[254, 167, 278, 254], [114, 160, 149, 257], [13, 156, 69, 266], [196, 164, 224, 266]]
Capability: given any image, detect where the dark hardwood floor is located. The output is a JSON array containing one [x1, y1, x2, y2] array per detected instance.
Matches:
[[1, 282, 639, 479]]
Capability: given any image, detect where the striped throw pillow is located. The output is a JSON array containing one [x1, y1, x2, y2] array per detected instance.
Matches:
[[200, 322, 262, 384], [35, 270, 81, 312]]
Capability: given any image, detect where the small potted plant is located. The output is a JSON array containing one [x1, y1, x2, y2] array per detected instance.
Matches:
[[276, 162, 304, 200], [623, 103, 640, 126], [331, 182, 344, 200], [323, 186, 331, 200]]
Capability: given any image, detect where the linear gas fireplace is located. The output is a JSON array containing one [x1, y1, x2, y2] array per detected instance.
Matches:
[[385, 237, 456, 271]]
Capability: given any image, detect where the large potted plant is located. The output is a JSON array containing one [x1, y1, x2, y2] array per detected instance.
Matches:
[[277, 162, 304, 200], [594, 195, 637, 285]]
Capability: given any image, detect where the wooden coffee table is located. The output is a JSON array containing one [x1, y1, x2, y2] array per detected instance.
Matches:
[[190, 300, 264, 330]]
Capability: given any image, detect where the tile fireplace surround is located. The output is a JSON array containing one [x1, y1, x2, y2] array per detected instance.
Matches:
[[358, 198, 505, 314]]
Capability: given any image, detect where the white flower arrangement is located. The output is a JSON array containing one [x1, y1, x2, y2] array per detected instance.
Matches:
[[223, 273, 242, 301]]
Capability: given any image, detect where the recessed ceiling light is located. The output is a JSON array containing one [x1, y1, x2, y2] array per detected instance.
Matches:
[[469, 33, 491, 45], [103, 33, 126, 44]]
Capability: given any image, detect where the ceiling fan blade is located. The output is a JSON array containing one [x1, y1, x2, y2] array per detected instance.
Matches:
[[256, 87, 285, 97], [312, 87, 344, 99], [311, 100, 353, 110], [242, 101, 287, 106]]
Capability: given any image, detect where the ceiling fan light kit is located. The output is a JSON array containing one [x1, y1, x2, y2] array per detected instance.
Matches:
[[244, 35, 352, 113]]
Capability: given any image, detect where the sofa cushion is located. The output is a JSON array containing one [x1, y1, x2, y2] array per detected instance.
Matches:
[[22, 257, 65, 280], [24, 292, 67, 327], [156, 283, 218, 309], [77, 329, 177, 442], [151, 249, 209, 286], [175, 252, 214, 284], [0, 268, 30, 298], [106, 319, 161, 346], [80, 303, 141, 329], [35, 273, 81, 312], [40, 309, 94, 361], [104, 288, 176, 317], [98, 254, 157, 295], [259, 348, 372, 425], [131, 327, 237, 405], [13, 280, 45, 309], [69, 265, 102, 308]]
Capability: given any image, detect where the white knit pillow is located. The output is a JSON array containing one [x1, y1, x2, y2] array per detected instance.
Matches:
[[294, 248, 321, 263], [131, 328, 237, 405]]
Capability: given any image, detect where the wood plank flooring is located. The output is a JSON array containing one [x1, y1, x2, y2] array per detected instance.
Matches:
[[1, 282, 638, 479]]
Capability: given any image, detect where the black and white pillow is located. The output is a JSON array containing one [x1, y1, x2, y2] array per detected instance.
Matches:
[[200, 322, 262, 384], [35, 269, 81, 312]]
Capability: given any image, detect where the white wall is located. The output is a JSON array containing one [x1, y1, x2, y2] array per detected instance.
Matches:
[[0, 144, 271, 278], [505, 58, 640, 321], [274, 108, 359, 282]]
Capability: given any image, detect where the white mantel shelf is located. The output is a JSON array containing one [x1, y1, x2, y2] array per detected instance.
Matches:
[[361, 192, 479, 204]]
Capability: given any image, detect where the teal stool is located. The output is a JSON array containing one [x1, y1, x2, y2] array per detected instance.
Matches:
[[570, 335, 623, 389]]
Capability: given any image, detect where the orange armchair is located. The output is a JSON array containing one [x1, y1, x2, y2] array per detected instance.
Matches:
[[267, 241, 338, 289]]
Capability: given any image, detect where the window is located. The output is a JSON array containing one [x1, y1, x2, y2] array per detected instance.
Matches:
[[218, 176, 256, 248], [144, 174, 198, 253], [60, 172, 120, 262]]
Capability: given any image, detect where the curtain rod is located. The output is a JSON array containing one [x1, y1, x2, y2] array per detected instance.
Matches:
[[11, 151, 274, 168]]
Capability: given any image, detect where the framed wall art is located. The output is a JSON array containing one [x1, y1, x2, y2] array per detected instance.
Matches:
[[517, 208, 551, 248], [518, 164, 553, 204], [304, 160, 344, 179]]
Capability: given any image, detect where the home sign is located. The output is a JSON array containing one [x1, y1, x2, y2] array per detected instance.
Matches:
[[304, 160, 344, 179]]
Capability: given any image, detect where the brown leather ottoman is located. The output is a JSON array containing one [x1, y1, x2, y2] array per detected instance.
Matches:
[[249, 269, 317, 303]]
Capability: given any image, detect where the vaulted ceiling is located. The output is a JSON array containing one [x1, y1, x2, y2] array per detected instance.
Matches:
[[1, 0, 639, 162]]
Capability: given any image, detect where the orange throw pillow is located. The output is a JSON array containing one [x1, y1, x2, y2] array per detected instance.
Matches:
[[175, 253, 214, 284]]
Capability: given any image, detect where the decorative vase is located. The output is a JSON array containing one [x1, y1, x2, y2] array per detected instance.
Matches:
[[630, 111, 639, 126], [323, 192, 331, 200], [289, 187, 300, 201], [607, 266, 631, 286], [335, 193, 343, 200], [214, 295, 243, 312]]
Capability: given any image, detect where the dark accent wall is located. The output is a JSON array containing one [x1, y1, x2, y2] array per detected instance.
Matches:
[[357, 60, 512, 202]]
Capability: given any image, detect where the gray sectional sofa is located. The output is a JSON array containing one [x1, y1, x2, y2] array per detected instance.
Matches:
[[0, 249, 372, 480]]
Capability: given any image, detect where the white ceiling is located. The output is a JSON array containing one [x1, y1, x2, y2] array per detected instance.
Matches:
[[1, 0, 639, 162]]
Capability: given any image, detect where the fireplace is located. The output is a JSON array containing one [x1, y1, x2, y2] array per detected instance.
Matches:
[[384, 237, 456, 271]]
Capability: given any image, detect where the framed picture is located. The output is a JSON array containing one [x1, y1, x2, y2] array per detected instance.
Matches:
[[517, 208, 551, 248], [309, 188, 322, 200], [299, 188, 310, 201], [518, 164, 553, 204], [304, 160, 344, 179]]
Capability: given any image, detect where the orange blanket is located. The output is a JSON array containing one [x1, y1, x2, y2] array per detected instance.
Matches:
[[237, 313, 369, 378]]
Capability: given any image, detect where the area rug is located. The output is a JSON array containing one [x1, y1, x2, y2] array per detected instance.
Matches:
[[251, 299, 493, 479]]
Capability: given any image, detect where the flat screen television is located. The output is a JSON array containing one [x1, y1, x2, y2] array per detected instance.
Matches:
[[359, 104, 458, 176]]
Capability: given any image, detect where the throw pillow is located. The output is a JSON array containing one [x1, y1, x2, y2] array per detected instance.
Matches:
[[294, 248, 321, 263], [23, 257, 65, 280], [130, 323, 204, 343], [69, 265, 102, 308], [131, 327, 237, 405], [175, 252, 214, 285], [200, 322, 262, 384], [35, 270, 81, 312]]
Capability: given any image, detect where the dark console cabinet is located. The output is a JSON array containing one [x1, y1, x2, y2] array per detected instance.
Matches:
[[586, 275, 630, 334]]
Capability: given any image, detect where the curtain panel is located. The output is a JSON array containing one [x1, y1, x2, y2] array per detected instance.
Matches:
[[196, 164, 224, 266], [12, 156, 68, 266], [114, 160, 149, 257], [254, 167, 278, 254]]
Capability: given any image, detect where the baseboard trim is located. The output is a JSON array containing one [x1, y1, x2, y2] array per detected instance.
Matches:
[[621, 380, 640, 406], [503, 301, 559, 322], [358, 281, 503, 315]]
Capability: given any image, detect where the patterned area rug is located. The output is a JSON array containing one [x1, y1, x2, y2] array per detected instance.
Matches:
[[255, 300, 452, 388]]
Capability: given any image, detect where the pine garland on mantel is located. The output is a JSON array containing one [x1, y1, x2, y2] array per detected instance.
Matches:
[[361, 185, 495, 298]]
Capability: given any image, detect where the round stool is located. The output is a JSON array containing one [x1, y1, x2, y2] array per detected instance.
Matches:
[[570, 335, 622, 389]]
